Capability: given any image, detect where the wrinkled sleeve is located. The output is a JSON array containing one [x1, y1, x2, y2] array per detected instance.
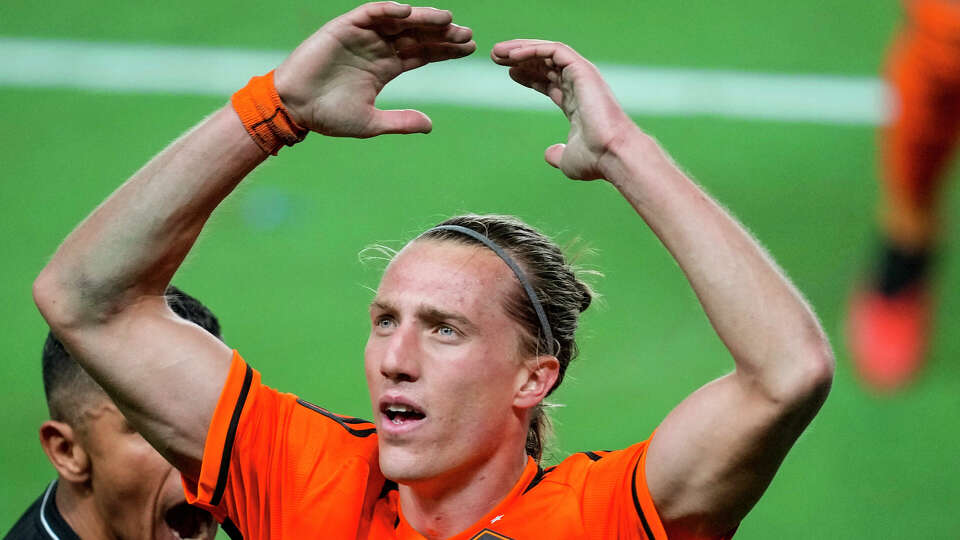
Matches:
[[182, 351, 380, 539], [580, 439, 736, 540]]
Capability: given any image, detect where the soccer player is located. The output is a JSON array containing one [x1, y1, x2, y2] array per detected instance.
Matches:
[[847, 0, 960, 391], [5, 287, 220, 540], [32, 3, 834, 539]]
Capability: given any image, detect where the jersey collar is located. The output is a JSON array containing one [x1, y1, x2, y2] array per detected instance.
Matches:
[[393, 457, 539, 540], [38, 480, 82, 540]]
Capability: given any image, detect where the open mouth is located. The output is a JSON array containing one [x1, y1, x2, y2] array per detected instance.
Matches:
[[381, 403, 426, 425], [164, 502, 215, 540]]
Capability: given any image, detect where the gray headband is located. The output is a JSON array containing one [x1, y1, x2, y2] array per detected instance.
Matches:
[[423, 225, 556, 356]]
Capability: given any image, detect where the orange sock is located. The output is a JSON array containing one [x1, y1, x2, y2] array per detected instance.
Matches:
[[231, 70, 308, 156]]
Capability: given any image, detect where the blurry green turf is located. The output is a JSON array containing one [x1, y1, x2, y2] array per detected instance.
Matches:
[[0, 0, 899, 75], [3, 1, 960, 538]]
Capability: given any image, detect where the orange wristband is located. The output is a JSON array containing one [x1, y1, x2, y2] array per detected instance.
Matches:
[[231, 70, 308, 156]]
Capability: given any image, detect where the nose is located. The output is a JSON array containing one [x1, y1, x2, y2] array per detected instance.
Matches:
[[379, 323, 421, 383]]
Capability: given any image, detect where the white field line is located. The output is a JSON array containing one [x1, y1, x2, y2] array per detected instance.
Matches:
[[0, 37, 889, 125]]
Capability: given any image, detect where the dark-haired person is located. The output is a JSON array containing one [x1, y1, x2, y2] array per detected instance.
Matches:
[[32, 3, 834, 539], [5, 287, 220, 540]]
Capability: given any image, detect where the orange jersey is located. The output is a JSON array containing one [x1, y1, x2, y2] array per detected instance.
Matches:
[[183, 352, 715, 539]]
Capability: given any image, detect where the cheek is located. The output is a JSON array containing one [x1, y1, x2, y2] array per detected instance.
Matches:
[[363, 338, 381, 382], [438, 358, 518, 419], [93, 437, 172, 496]]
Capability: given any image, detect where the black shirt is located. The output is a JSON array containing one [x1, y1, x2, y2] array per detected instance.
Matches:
[[4, 481, 81, 540]]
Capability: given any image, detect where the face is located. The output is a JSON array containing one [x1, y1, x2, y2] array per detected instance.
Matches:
[[365, 240, 534, 485], [78, 399, 217, 540]]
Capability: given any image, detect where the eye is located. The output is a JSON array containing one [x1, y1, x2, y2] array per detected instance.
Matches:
[[435, 324, 458, 338], [374, 315, 396, 331]]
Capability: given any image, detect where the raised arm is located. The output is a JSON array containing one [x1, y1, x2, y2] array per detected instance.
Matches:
[[33, 2, 474, 481], [492, 40, 834, 537]]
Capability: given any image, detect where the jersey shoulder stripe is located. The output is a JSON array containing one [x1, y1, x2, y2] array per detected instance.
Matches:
[[521, 465, 557, 494], [295, 398, 377, 437], [630, 457, 656, 539], [210, 363, 253, 507], [220, 517, 244, 540]]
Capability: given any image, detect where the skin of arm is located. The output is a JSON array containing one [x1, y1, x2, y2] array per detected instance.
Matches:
[[33, 2, 475, 482], [491, 40, 834, 538]]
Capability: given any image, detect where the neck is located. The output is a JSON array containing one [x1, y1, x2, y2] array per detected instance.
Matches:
[[55, 478, 111, 540], [398, 446, 530, 540]]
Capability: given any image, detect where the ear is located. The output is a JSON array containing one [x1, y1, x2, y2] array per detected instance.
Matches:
[[39, 420, 90, 484], [514, 355, 560, 409]]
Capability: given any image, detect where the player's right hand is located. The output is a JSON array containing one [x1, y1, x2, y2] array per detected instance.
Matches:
[[274, 2, 475, 138]]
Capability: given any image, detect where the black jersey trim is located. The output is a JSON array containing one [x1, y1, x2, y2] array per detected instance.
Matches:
[[221, 517, 244, 540], [379, 479, 398, 499], [210, 364, 253, 507], [522, 465, 556, 495], [583, 451, 603, 461], [338, 415, 373, 425], [630, 456, 656, 539], [295, 398, 377, 437]]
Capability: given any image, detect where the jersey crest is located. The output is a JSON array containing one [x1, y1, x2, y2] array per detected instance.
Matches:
[[470, 529, 514, 540]]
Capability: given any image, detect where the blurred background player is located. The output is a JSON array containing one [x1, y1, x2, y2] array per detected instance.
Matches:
[[847, 0, 960, 391], [4, 286, 220, 540]]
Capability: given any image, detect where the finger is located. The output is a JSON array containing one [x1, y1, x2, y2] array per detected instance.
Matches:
[[491, 39, 554, 62], [364, 6, 454, 33], [493, 42, 582, 76], [546, 86, 564, 107], [508, 66, 548, 90], [367, 108, 433, 136], [398, 41, 477, 70], [392, 25, 472, 56], [507, 43, 580, 70], [544, 144, 565, 169], [391, 23, 473, 45], [507, 60, 554, 85], [508, 66, 563, 106], [348, 1, 412, 26]]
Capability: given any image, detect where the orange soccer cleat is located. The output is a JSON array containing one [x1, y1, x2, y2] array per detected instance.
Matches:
[[847, 284, 932, 393]]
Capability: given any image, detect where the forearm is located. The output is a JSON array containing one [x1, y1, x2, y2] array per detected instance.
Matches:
[[30, 3, 476, 478], [36, 105, 265, 327], [603, 132, 833, 399]]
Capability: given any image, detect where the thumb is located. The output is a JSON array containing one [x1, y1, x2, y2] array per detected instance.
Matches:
[[368, 109, 433, 136], [544, 143, 565, 169]]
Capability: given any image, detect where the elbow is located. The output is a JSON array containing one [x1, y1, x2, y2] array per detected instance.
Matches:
[[34, 265, 76, 334], [780, 338, 835, 410], [799, 342, 835, 402], [752, 336, 835, 411], [35, 266, 61, 323], [33, 263, 101, 338], [35, 262, 163, 338]]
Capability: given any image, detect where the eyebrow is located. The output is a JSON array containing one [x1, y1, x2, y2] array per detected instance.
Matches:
[[370, 300, 395, 314], [370, 300, 478, 333]]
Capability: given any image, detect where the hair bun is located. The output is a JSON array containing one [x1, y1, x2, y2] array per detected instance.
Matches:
[[576, 281, 593, 313]]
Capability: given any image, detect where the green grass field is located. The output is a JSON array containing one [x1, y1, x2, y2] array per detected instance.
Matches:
[[3, 1, 959, 537]]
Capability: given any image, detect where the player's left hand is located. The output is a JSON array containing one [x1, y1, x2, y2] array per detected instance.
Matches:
[[491, 40, 641, 181]]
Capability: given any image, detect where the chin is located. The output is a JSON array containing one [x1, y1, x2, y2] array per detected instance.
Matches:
[[378, 444, 439, 484]]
